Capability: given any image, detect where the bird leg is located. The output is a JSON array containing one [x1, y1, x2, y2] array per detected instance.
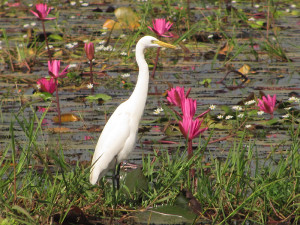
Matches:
[[116, 163, 121, 190], [112, 158, 121, 190]]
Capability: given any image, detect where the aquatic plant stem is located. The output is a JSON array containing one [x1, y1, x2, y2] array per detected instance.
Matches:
[[151, 47, 161, 79], [41, 20, 52, 61], [186, 0, 190, 30], [89, 60, 94, 93], [187, 139, 196, 182], [266, 0, 270, 39], [187, 139, 193, 158], [55, 78, 61, 125]]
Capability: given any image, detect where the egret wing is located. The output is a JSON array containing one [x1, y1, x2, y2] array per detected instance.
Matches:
[[90, 107, 131, 184]]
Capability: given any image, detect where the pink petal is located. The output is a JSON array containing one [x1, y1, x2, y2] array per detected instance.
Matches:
[[30, 10, 40, 18]]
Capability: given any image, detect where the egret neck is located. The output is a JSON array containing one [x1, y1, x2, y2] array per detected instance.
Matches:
[[128, 41, 149, 120]]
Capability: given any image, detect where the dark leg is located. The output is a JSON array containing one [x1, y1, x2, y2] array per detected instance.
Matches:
[[116, 163, 121, 190], [112, 158, 121, 190]]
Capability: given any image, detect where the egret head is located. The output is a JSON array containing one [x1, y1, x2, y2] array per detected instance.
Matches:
[[138, 36, 176, 49]]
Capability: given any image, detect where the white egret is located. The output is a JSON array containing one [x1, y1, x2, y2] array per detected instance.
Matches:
[[90, 36, 176, 186]]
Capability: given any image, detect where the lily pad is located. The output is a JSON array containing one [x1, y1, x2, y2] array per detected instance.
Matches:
[[39, 92, 53, 101], [52, 113, 80, 123], [121, 168, 148, 197], [134, 205, 198, 224], [85, 94, 112, 102]]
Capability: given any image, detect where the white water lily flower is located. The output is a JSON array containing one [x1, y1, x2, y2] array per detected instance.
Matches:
[[237, 113, 244, 118], [153, 107, 163, 115], [121, 73, 130, 78], [68, 64, 77, 68], [245, 100, 256, 105], [209, 105, 216, 110], [153, 109, 160, 115], [95, 45, 104, 52], [257, 111, 264, 115], [45, 45, 53, 50], [217, 114, 224, 119], [87, 83, 93, 89], [225, 115, 233, 120], [65, 43, 74, 49], [232, 105, 243, 111], [282, 114, 289, 118], [288, 96, 300, 103]]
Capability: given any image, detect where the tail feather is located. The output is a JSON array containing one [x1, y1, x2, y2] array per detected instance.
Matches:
[[89, 151, 116, 185]]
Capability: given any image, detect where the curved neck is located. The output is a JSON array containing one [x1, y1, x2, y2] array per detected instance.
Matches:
[[128, 42, 149, 110]]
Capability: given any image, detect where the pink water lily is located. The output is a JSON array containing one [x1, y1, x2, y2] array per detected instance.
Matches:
[[167, 86, 191, 107], [148, 18, 173, 37], [257, 94, 276, 117], [181, 98, 197, 118], [37, 77, 56, 94], [48, 60, 69, 78], [30, 3, 56, 20], [179, 116, 208, 141], [84, 42, 95, 61]]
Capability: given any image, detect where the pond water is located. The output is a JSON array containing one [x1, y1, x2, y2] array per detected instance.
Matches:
[[0, 1, 299, 168]]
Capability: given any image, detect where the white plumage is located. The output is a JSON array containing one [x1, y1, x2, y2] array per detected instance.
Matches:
[[90, 36, 176, 185]]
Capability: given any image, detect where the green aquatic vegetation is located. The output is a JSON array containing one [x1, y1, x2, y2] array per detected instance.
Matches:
[[1, 106, 298, 224]]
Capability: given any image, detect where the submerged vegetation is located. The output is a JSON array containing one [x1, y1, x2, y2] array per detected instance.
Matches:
[[0, 0, 299, 224]]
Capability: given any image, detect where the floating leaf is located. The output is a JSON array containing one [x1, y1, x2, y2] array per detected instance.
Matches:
[[52, 113, 80, 123], [48, 127, 71, 133], [103, 19, 122, 30], [85, 93, 112, 102], [103, 7, 140, 30], [249, 20, 265, 29], [238, 64, 251, 75], [218, 42, 233, 55], [121, 168, 148, 197], [134, 204, 197, 224], [114, 7, 140, 30], [39, 92, 53, 101], [199, 78, 212, 87], [48, 34, 63, 41]]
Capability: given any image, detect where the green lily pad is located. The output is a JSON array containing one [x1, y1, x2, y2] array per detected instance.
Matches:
[[39, 92, 53, 101], [121, 168, 148, 197], [134, 205, 198, 224], [85, 94, 112, 102], [48, 34, 63, 41]]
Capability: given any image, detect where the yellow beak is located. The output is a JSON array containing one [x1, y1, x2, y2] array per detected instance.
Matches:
[[153, 40, 176, 49]]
